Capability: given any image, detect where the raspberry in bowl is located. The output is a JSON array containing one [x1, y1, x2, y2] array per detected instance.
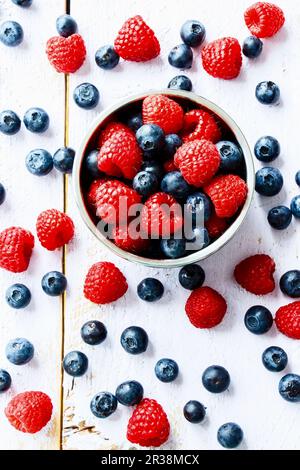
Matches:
[[73, 90, 254, 268]]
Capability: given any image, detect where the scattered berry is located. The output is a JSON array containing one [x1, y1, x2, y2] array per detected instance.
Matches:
[[234, 254, 275, 295], [168, 44, 193, 69], [46, 34, 86, 73], [23, 108, 49, 133], [217, 141, 244, 173], [202, 365, 230, 393], [217, 423, 243, 449], [95, 45, 119, 69], [280, 271, 300, 298], [36, 209, 74, 251], [242, 36, 263, 58], [26, 149, 53, 176], [90, 392, 118, 418], [275, 301, 300, 339], [244, 2, 285, 38], [204, 174, 248, 218], [0, 183, 5, 205], [81, 320, 107, 346], [137, 278, 164, 302], [42, 271, 67, 296], [201, 37, 242, 80], [0, 369, 11, 393], [136, 124, 165, 154], [12, 0, 32, 6], [6, 283, 31, 309], [185, 286, 227, 329], [84, 261, 127, 304], [186, 192, 212, 223], [56, 14, 77, 38], [112, 226, 150, 254], [143, 94, 184, 134], [256, 81, 280, 105], [180, 20, 206, 47], [268, 206, 292, 230], [120, 326, 148, 355], [181, 109, 221, 144], [155, 358, 179, 383], [53, 147, 75, 174], [205, 212, 228, 239], [295, 171, 300, 187], [116, 381, 144, 406], [262, 346, 288, 372], [244, 305, 273, 334], [0, 227, 34, 273], [161, 171, 191, 200], [164, 134, 182, 158], [141, 192, 183, 238], [179, 264, 205, 290], [0, 21, 23, 47], [254, 136, 280, 162], [5, 391, 52, 433], [291, 195, 300, 218], [183, 400, 206, 423], [279, 374, 300, 402], [255, 167, 283, 196], [6, 338, 34, 365], [0, 110, 21, 135], [168, 75, 192, 91], [73, 83, 99, 109], [63, 351, 88, 377], [84, 149, 102, 179]]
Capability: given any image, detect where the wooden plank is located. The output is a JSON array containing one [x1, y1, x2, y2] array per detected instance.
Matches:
[[0, 0, 65, 450]]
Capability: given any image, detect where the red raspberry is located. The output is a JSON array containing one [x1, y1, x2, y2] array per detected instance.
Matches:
[[234, 254, 276, 295], [5, 391, 53, 434], [275, 301, 300, 340], [141, 192, 183, 238], [205, 213, 228, 239], [114, 15, 160, 62], [174, 139, 220, 187], [87, 179, 107, 208], [181, 109, 221, 143], [127, 398, 170, 447], [84, 261, 128, 304], [244, 2, 285, 38], [46, 34, 86, 73], [204, 174, 248, 218], [185, 286, 227, 329], [97, 122, 129, 148], [202, 37, 242, 80], [36, 209, 74, 251], [113, 226, 150, 254], [0, 227, 34, 273], [98, 127, 142, 179], [95, 180, 141, 225], [163, 159, 178, 173], [143, 95, 184, 134]]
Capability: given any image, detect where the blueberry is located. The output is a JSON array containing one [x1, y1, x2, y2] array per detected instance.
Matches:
[[141, 161, 164, 180], [180, 20, 206, 48], [53, 147, 75, 174], [255, 167, 283, 197], [179, 264, 205, 290], [90, 392, 117, 418], [136, 124, 165, 154], [244, 306, 273, 335], [0, 369, 11, 393], [63, 351, 88, 377], [42, 271, 67, 297], [280, 270, 300, 298], [291, 195, 300, 218], [56, 14, 78, 38], [81, 320, 107, 345], [84, 149, 102, 179], [168, 44, 193, 69], [202, 365, 230, 393], [268, 206, 292, 230], [95, 45, 119, 70], [6, 284, 31, 309], [24, 107, 49, 133], [183, 400, 206, 423], [11, 0, 32, 6], [26, 149, 53, 176], [137, 278, 164, 302], [254, 136, 280, 163], [155, 358, 179, 383], [6, 338, 34, 365], [73, 83, 100, 110], [133, 171, 159, 197], [120, 326, 148, 355], [279, 374, 300, 402], [115, 380, 143, 406], [217, 423, 243, 449], [161, 171, 191, 200], [242, 36, 263, 58], [168, 75, 192, 91], [161, 238, 186, 259], [295, 171, 300, 187], [0, 183, 6, 206], [262, 346, 288, 372], [125, 112, 143, 132], [0, 21, 23, 47], [187, 227, 210, 251], [164, 134, 182, 158], [256, 81, 280, 105], [186, 192, 212, 223], [0, 110, 21, 135], [217, 141, 244, 173]]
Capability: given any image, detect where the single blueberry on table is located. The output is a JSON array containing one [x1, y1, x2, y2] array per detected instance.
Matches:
[[73, 83, 100, 109], [141, 161, 164, 180], [168, 75, 192, 91], [186, 192, 212, 223], [42, 271, 67, 297], [290, 195, 300, 218], [6, 284, 31, 309], [90, 392, 118, 418], [125, 112, 143, 132], [133, 171, 159, 197], [183, 400, 206, 423], [244, 305, 273, 335], [280, 270, 300, 298], [242, 36, 263, 58], [217, 141, 244, 173], [262, 346, 288, 372], [268, 206, 292, 230], [164, 134, 182, 158], [137, 278, 164, 302], [168, 44, 193, 69], [0, 110, 21, 135], [0, 183, 6, 205], [295, 171, 300, 187], [161, 171, 191, 200], [63, 351, 88, 377], [115, 380, 143, 406], [95, 45, 119, 70], [155, 358, 179, 383], [84, 149, 102, 179], [187, 227, 210, 251], [180, 20, 206, 47], [255, 167, 283, 197], [6, 338, 34, 365], [23, 107, 49, 133], [217, 423, 243, 449], [0, 369, 11, 393], [120, 326, 148, 355], [0, 21, 23, 47], [256, 81, 280, 105], [56, 14, 78, 38], [279, 374, 300, 402], [11, 0, 32, 6], [26, 149, 53, 176], [136, 124, 165, 153], [161, 238, 186, 259], [202, 365, 230, 393], [179, 264, 205, 290], [254, 136, 280, 163], [81, 320, 107, 346], [53, 147, 75, 174]]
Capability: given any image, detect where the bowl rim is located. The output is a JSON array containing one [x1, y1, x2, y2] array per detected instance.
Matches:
[[73, 89, 255, 268]]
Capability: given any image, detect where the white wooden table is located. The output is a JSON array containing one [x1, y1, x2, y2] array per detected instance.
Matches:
[[1, 0, 299, 450]]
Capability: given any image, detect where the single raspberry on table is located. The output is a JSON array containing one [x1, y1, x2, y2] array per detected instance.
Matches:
[[84, 261, 128, 304], [114, 15, 160, 62], [185, 286, 227, 328], [205, 213, 228, 239], [204, 174, 248, 218], [0, 227, 34, 273], [113, 226, 150, 254], [87, 179, 107, 208], [181, 109, 221, 143], [97, 122, 129, 148], [174, 139, 220, 187], [36, 209, 74, 251], [142, 95, 184, 134], [127, 398, 170, 447], [163, 159, 178, 173], [141, 192, 183, 238], [275, 301, 300, 340], [5, 391, 53, 434], [244, 2, 285, 38], [46, 34, 86, 73], [234, 254, 276, 295], [201, 37, 242, 80]]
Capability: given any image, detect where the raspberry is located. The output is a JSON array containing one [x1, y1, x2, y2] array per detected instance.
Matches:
[[97, 122, 129, 148], [87, 179, 107, 208], [95, 180, 141, 225], [84, 261, 128, 304], [0, 227, 34, 273], [181, 109, 221, 143], [127, 398, 170, 447], [174, 139, 220, 187], [275, 301, 300, 340], [202, 37, 242, 80], [244, 2, 285, 38], [46, 34, 86, 73], [204, 174, 248, 218], [98, 127, 142, 179], [36, 209, 74, 251], [113, 226, 150, 254], [185, 286, 227, 328], [163, 159, 178, 173], [5, 391, 53, 434], [114, 15, 160, 62], [141, 192, 183, 238], [234, 254, 276, 295], [143, 95, 184, 134], [205, 213, 228, 239]]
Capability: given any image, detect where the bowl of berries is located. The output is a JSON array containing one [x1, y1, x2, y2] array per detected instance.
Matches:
[[73, 90, 254, 267]]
